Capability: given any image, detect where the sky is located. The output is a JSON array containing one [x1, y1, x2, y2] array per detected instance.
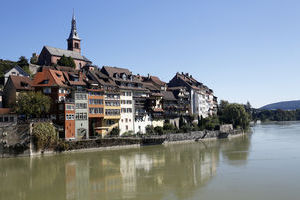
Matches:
[[1, 0, 300, 108]]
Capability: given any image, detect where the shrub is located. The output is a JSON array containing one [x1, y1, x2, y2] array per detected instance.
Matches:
[[180, 124, 192, 133], [154, 126, 164, 135], [109, 127, 120, 137], [121, 131, 134, 137], [146, 125, 155, 135], [32, 122, 57, 151], [163, 122, 175, 131]]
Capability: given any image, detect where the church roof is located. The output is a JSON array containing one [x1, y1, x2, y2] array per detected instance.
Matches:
[[44, 46, 91, 62]]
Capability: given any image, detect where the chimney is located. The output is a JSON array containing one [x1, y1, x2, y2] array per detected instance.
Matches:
[[147, 73, 150, 79]]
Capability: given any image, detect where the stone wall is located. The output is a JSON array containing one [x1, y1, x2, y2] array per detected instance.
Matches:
[[0, 123, 31, 157]]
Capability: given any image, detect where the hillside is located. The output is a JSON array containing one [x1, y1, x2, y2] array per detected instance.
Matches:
[[260, 100, 300, 110]]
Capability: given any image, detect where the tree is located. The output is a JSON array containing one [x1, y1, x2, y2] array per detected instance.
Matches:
[[17, 56, 29, 68], [220, 103, 250, 130], [32, 122, 57, 151], [14, 91, 51, 118], [57, 55, 76, 68], [30, 54, 38, 64], [179, 115, 185, 128]]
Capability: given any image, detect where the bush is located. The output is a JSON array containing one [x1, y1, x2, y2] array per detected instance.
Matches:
[[163, 122, 175, 131], [154, 126, 164, 135], [32, 122, 57, 151], [121, 131, 134, 137], [146, 125, 155, 135], [180, 124, 192, 133], [109, 127, 120, 137]]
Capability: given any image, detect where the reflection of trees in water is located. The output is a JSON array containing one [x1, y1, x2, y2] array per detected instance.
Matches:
[[221, 135, 252, 166]]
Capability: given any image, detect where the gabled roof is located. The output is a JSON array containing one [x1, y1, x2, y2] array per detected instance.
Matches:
[[88, 70, 117, 87], [101, 66, 131, 77], [161, 91, 177, 101], [33, 68, 68, 88], [63, 71, 86, 86], [142, 82, 160, 91], [9, 75, 33, 90], [4, 65, 30, 77], [43, 46, 91, 62], [148, 76, 166, 86]]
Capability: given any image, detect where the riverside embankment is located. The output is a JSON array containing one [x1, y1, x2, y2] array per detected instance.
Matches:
[[1, 122, 246, 158]]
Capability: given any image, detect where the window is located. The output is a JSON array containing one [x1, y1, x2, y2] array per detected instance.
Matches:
[[4, 117, 8, 122], [126, 125, 128, 130], [89, 99, 103, 105], [127, 108, 132, 113], [75, 112, 87, 120], [75, 93, 87, 100], [127, 100, 132, 104], [105, 109, 120, 116], [76, 103, 87, 109], [75, 42, 79, 49], [89, 108, 104, 114], [66, 104, 75, 110], [43, 87, 51, 94]]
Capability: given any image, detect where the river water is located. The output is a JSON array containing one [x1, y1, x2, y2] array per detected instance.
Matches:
[[1, 122, 300, 200]]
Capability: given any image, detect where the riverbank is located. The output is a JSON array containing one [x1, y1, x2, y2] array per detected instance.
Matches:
[[0, 128, 247, 158]]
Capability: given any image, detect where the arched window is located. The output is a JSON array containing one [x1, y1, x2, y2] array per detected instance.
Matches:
[[75, 43, 79, 49]]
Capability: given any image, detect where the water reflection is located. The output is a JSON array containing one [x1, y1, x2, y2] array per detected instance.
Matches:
[[0, 136, 251, 200]]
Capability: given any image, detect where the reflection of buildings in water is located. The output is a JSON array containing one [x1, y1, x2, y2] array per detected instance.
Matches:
[[65, 161, 90, 200], [119, 153, 165, 198]]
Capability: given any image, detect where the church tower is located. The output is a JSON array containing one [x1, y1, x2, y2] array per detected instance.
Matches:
[[67, 11, 81, 53]]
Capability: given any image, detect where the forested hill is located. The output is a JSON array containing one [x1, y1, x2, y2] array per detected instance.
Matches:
[[260, 100, 300, 110]]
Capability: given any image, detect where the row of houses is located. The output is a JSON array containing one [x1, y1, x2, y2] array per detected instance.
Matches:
[[0, 65, 217, 139], [0, 13, 217, 139]]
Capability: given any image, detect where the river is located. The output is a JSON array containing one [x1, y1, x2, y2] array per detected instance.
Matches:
[[1, 122, 300, 200]]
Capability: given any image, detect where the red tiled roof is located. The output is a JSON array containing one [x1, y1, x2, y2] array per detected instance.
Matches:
[[9, 75, 33, 90], [150, 76, 166, 86]]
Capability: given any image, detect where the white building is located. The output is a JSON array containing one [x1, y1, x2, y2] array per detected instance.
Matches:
[[4, 65, 30, 85], [119, 90, 134, 134]]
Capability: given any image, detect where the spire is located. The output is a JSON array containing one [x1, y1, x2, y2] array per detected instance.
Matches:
[[68, 10, 80, 41]]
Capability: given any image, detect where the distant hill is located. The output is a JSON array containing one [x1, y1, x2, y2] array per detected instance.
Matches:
[[260, 100, 300, 110]]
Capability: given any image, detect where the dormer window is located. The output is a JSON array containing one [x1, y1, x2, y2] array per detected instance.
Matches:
[[122, 73, 126, 80], [56, 73, 61, 77], [20, 82, 28, 87]]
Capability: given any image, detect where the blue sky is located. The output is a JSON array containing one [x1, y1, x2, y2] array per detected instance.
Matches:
[[1, 0, 300, 108]]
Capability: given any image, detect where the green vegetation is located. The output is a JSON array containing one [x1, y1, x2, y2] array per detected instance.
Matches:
[[219, 101, 250, 130], [57, 55, 76, 68], [0, 56, 32, 81], [13, 91, 51, 118], [253, 109, 300, 122], [108, 127, 120, 137], [32, 122, 58, 151]]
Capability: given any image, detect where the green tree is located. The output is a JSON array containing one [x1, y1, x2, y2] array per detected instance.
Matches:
[[17, 56, 29, 68], [220, 103, 250, 130], [14, 91, 51, 118], [30, 54, 38, 64], [57, 55, 76, 68]]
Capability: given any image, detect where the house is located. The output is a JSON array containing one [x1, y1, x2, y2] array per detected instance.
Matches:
[[4, 65, 30, 85], [86, 68, 121, 137], [2, 76, 33, 108], [101, 66, 140, 135], [0, 108, 17, 126], [37, 14, 91, 69], [168, 72, 217, 118]]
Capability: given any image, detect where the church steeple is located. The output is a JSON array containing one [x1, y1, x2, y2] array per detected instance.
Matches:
[[67, 10, 81, 53]]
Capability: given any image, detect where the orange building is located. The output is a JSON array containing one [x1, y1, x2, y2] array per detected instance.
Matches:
[[88, 89, 104, 136]]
